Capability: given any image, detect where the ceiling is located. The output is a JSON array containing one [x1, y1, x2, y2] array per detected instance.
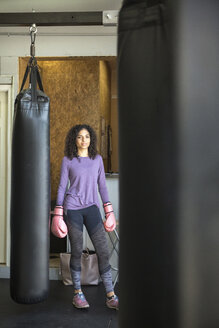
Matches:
[[0, 0, 123, 12]]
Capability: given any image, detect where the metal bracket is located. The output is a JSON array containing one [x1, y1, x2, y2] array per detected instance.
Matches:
[[102, 11, 118, 26], [0, 12, 102, 27]]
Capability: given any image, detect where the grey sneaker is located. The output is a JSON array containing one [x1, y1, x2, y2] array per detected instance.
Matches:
[[72, 292, 89, 309], [106, 295, 119, 310]]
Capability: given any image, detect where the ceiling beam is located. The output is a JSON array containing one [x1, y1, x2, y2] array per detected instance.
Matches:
[[0, 12, 103, 26]]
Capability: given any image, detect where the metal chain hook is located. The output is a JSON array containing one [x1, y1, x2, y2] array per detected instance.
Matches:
[[30, 24, 37, 57]]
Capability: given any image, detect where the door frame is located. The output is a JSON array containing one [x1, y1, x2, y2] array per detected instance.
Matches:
[[0, 76, 13, 266]]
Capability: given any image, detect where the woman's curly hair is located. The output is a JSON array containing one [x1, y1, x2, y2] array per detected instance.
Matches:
[[64, 124, 98, 160]]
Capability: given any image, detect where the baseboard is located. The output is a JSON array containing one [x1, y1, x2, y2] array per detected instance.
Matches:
[[0, 265, 118, 282], [0, 265, 62, 280]]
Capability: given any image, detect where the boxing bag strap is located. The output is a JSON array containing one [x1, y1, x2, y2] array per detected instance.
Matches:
[[20, 57, 44, 94], [30, 66, 37, 102], [36, 66, 44, 92], [19, 58, 32, 92]]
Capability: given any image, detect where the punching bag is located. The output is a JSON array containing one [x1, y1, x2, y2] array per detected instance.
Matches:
[[10, 57, 50, 304], [118, 0, 178, 327], [118, 0, 219, 327]]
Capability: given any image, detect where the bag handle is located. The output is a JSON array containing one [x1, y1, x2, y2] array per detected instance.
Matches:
[[82, 248, 92, 259], [82, 248, 96, 258]]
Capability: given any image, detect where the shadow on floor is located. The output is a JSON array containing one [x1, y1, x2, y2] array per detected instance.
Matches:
[[0, 279, 119, 328]]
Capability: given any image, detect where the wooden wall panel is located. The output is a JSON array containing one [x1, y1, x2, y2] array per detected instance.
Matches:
[[111, 98, 119, 172], [111, 67, 119, 172], [99, 60, 111, 169], [47, 59, 100, 201]]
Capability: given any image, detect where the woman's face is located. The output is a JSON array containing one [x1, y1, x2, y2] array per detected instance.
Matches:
[[76, 129, 91, 151]]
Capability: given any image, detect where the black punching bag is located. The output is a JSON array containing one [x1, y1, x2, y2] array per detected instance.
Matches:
[[118, 0, 219, 327], [10, 58, 50, 304], [118, 1, 178, 327]]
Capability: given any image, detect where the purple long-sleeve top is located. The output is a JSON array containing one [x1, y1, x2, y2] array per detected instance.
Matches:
[[56, 154, 109, 212]]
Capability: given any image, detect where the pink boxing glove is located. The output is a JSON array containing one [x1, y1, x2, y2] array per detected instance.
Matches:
[[51, 206, 68, 238], [103, 202, 117, 232]]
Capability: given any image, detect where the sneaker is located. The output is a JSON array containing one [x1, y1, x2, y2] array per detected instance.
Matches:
[[106, 294, 119, 310], [72, 292, 89, 309]]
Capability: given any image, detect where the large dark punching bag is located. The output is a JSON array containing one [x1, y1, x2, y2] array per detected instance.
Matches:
[[10, 58, 50, 304], [118, 0, 219, 327], [172, 1, 219, 327], [118, 0, 177, 327]]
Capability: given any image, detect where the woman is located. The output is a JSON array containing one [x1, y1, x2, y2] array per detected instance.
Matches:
[[55, 124, 118, 310]]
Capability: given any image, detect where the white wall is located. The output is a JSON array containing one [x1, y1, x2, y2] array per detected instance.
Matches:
[[0, 26, 117, 57], [0, 0, 121, 12]]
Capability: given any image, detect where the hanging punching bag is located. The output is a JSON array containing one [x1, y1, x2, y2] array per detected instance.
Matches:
[[118, 0, 219, 327], [118, 0, 178, 327], [10, 57, 50, 304]]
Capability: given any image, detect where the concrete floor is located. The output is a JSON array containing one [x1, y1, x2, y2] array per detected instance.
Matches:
[[0, 279, 119, 328]]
